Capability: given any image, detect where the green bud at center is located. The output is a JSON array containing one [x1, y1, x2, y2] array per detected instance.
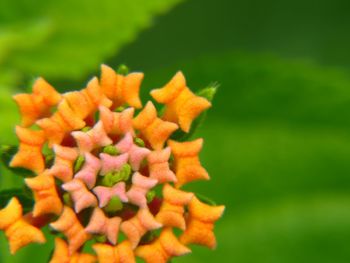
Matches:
[[74, 155, 85, 173], [102, 145, 119, 156], [100, 164, 132, 187], [81, 126, 92, 132], [94, 235, 107, 243], [134, 137, 145, 147], [104, 196, 123, 213], [146, 190, 156, 203]]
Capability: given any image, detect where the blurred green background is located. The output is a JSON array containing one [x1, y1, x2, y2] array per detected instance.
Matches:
[[1, 0, 350, 262]]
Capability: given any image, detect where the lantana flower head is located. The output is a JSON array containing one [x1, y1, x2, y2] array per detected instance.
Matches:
[[0, 64, 225, 262]]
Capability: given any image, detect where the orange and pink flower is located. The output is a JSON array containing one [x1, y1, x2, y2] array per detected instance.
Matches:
[[0, 64, 225, 262]]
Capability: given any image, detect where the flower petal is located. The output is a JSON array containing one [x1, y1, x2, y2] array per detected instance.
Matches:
[[74, 152, 101, 189], [148, 147, 176, 183], [50, 237, 96, 263], [168, 138, 210, 188], [133, 101, 178, 150], [50, 145, 79, 182], [179, 196, 225, 249], [93, 240, 135, 263], [25, 170, 63, 217], [62, 179, 97, 213], [37, 100, 85, 146], [13, 78, 61, 127], [151, 71, 211, 132], [156, 184, 193, 230], [50, 206, 90, 255], [126, 172, 158, 208], [100, 106, 135, 135], [121, 208, 162, 249], [72, 121, 112, 153], [0, 198, 46, 254], [10, 126, 45, 173], [136, 227, 191, 263], [100, 64, 143, 109], [85, 207, 122, 245]]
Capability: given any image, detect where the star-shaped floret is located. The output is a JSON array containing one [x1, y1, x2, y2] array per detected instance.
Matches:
[[100, 64, 143, 109], [100, 152, 129, 175], [0, 198, 46, 254], [50, 144, 79, 182], [10, 126, 46, 173], [179, 196, 225, 249], [126, 172, 158, 208], [93, 240, 135, 263], [64, 77, 112, 120], [133, 101, 178, 150], [25, 170, 63, 217], [136, 227, 191, 263], [156, 184, 193, 230], [168, 138, 210, 188], [50, 206, 90, 255], [150, 71, 211, 132], [72, 121, 112, 153], [99, 105, 135, 136], [85, 207, 122, 245], [50, 238, 96, 263], [62, 179, 97, 213], [148, 147, 176, 183], [74, 152, 101, 189], [120, 208, 162, 249], [116, 132, 151, 171], [13, 77, 61, 127], [37, 100, 86, 146], [93, 182, 128, 208]]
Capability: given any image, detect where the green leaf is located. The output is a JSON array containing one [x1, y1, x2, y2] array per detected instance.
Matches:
[[0, 188, 34, 213], [0, 145, 35, 177], [0, 0, 183, 81], [170, 84, 218, 141]]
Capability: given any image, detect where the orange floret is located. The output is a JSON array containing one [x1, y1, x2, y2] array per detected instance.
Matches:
[[147, 147, 176, 183], [50, 238, 96, 263], [0, 198, 46, 254], [150, 71, 211, 132], [64, 77, 112, 120], [85, 207, 122, 245], [50, 206, 90, 254], [37, 100, 86, 146], [100, 64, 143, 109], [133, 101, 178, 150], [135, 228, 191, 263], [99, 106, 135, 136], [93, 240, 135, 263], [168, 138, 209, 188], [156, 184, 193, 230], [179, 196, 225, 249], [50, 145, 79, 182], [120, 208, 162, 249], [10, 126, 46, 173], [13, 78, 61, 127], [25, 170, 63, 217]]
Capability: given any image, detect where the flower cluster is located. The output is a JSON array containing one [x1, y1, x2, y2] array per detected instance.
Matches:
[[0, 65, 225, 263]]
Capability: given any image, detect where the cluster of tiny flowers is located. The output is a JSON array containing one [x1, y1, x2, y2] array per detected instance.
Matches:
[[0, 65, 225, 263]]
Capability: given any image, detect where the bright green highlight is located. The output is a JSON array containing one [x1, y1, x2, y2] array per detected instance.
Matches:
[[74, 155, 85, 173], [102, 145, 119, 156], [104, 196, 123, 213], [134, 137, 145, 147]]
